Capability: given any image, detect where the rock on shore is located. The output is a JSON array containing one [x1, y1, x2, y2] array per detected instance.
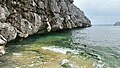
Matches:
[[0, 0, 91, 54]]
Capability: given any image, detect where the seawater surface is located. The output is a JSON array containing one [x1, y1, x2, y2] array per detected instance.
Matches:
[[71, 26, 120, 68], [0, 26, 120, 68]]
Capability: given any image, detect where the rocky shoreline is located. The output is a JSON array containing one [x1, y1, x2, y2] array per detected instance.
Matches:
[[0, 31, 94, 68], [0, 0, 91, 55]]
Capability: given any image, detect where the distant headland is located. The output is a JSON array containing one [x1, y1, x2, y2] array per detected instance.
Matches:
[[114, 22, 120, 26]]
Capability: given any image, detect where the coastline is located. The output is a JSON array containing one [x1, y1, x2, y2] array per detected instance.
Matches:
[[0, 30, 94, 68]]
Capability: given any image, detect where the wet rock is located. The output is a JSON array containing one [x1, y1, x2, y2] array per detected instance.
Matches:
[[61, 59, 78, 68], [93, 60, 105, 68], [0, 46, 5, 56], [61, 59, 70, 65], [61, 59, 70, 67]]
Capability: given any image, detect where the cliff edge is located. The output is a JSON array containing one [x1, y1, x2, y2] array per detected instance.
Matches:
[[0, 0, 91, 55]]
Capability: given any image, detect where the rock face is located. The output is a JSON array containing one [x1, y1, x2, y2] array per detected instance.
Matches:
[[0, 0, 91, 54], [114, 22, 120, 26]]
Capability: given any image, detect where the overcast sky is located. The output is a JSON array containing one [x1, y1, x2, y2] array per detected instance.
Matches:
[[74, 0, 120, 25]]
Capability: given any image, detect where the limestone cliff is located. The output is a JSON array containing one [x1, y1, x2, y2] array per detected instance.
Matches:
[[0, 0, 91, 48]]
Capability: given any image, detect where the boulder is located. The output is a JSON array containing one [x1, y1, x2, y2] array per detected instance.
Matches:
[[0, 46, 5, 56], [0, 35, 6, 56], [0, 5, 10, 22]]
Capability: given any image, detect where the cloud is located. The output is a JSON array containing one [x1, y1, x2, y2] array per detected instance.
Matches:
[[74, 0, 120, 11], [74, 0, 120, 24]]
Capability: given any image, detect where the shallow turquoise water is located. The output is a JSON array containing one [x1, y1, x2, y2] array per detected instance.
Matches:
[[0, 30, 73, 68]]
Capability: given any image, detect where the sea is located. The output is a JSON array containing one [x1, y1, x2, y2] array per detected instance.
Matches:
[[0, 25, 120, 68], [71, 25, 120, 68]]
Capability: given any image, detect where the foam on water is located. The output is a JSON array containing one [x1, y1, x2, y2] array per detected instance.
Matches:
[[42, 46, 79, 54]]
